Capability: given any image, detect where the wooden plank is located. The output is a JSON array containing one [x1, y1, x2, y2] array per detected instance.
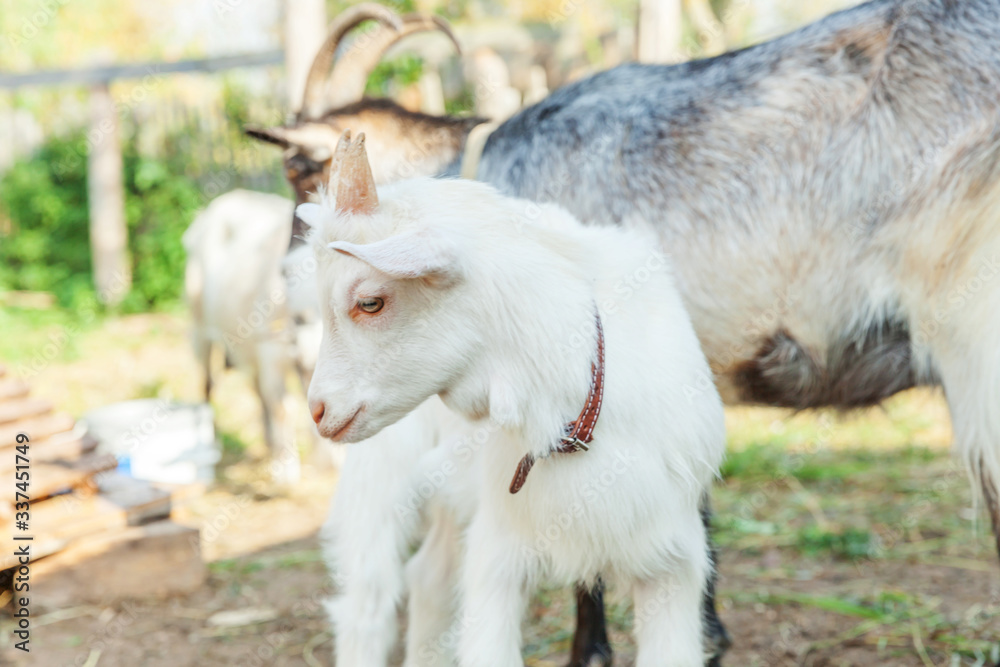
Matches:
[[152, 481, 207, 507], [0, 453, 119, 509], [0, 397, 52, 425], [0, 379, 29, 402], [0, 475, 171, 570], [28, 521, 205, 609], [0, 431, 97, 473], [98, 473, 172, 525], [0, 51, 283, 89], [24, 454, 118, 502], [0, 412, 74, 448]]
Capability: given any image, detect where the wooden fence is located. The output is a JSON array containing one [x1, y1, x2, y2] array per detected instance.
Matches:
[[0, 52, 289, 305]]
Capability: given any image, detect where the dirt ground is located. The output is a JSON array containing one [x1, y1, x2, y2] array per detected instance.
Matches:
[[5, 456, 999, 667], [2, 312, 999, 666]]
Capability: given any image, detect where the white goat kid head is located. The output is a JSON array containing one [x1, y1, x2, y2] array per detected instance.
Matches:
[[301, 131, 484, 442]]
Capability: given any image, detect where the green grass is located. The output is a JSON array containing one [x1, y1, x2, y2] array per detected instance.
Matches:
[[795, 526, 874, 560], [0, 305, 99, 365], [218, 430, 251, 457], [208, 558, 266, 577]]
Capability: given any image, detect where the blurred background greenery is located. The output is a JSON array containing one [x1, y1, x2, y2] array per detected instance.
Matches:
[[0, 0, 857, 316]]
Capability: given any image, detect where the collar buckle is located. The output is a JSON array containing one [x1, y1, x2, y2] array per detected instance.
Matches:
[[509, 311, 605, 494], [559, 435, 590, 452]]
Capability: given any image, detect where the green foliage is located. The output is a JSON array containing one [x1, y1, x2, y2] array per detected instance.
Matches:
[[0, 84, 290, 313], [120, 133, 204, 311], [0, 129, 205, 311], [444, 86, 476, 116], [364, 54, 425, 98], [0, 134, 92, 308]]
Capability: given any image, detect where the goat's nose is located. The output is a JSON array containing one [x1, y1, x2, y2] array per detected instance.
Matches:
[[309, 399, 326, 425]]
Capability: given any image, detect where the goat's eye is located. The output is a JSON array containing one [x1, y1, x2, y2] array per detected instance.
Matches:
[[358, 297, 384, 314]]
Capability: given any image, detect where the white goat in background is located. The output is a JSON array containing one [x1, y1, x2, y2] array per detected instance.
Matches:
[[183, 189, 333, 483], [302, 133, 726, 666]]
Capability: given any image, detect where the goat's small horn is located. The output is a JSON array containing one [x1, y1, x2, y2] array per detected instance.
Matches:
[[334, 131, 379, 215], [325, 13, 462, 111], [300, 3, 403, 119]]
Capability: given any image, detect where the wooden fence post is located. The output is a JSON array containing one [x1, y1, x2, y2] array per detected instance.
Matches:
[[637, 0, 683, 63], [285, 0, 327, 113], [684, 0, 727, 57], [87, 82, 129, 306]]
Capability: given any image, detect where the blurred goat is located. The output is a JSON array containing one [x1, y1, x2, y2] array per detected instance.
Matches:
[[245, 3, 482, 249], [182, 190, 328, 484]]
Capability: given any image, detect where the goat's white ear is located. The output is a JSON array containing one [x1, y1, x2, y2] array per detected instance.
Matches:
[[295, 203, 324, 228], [328, 230, 458, 282]]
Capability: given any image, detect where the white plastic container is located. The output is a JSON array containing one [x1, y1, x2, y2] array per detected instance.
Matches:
[[82, 399, 218, 484]]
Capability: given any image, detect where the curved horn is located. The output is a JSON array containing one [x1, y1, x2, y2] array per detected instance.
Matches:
[[324, 13, 462, 111], [300, 3, 403, 119]]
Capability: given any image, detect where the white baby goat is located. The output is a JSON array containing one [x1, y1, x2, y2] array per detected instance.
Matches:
[[301, 133, 726, 666]]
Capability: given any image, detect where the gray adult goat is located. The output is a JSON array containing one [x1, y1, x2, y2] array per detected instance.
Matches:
[[250, 0, 1000, 664]]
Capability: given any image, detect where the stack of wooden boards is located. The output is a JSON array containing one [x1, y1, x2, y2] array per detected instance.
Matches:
[[0, 364, 206, 608]]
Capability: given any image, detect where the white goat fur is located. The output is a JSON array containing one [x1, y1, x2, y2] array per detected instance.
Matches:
[[301, 176, 726, 666], [183, 190, 331, 482]]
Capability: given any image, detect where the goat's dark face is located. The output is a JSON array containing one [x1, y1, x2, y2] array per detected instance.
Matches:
[[243, 4, 463, 247], [285, 150, 331, 207], [247, 101, 479, 214], [245, 122, 342, 208]]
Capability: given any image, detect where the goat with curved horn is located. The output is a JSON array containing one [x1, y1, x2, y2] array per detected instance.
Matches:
[[309, 12, 462, 118], [300, 3, 404, 120]]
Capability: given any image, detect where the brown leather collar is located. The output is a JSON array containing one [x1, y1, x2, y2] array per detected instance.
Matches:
[[509, 313, 605, 494]]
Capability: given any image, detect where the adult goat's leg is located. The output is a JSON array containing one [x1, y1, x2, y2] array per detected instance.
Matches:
[[567, 505, 729, 667], [978, 467, 1000, 667], [931, 320, 1000, 665], [568, 583, 612, 667], [701, 497, 731, 666], [197, 337, 213, 402]]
